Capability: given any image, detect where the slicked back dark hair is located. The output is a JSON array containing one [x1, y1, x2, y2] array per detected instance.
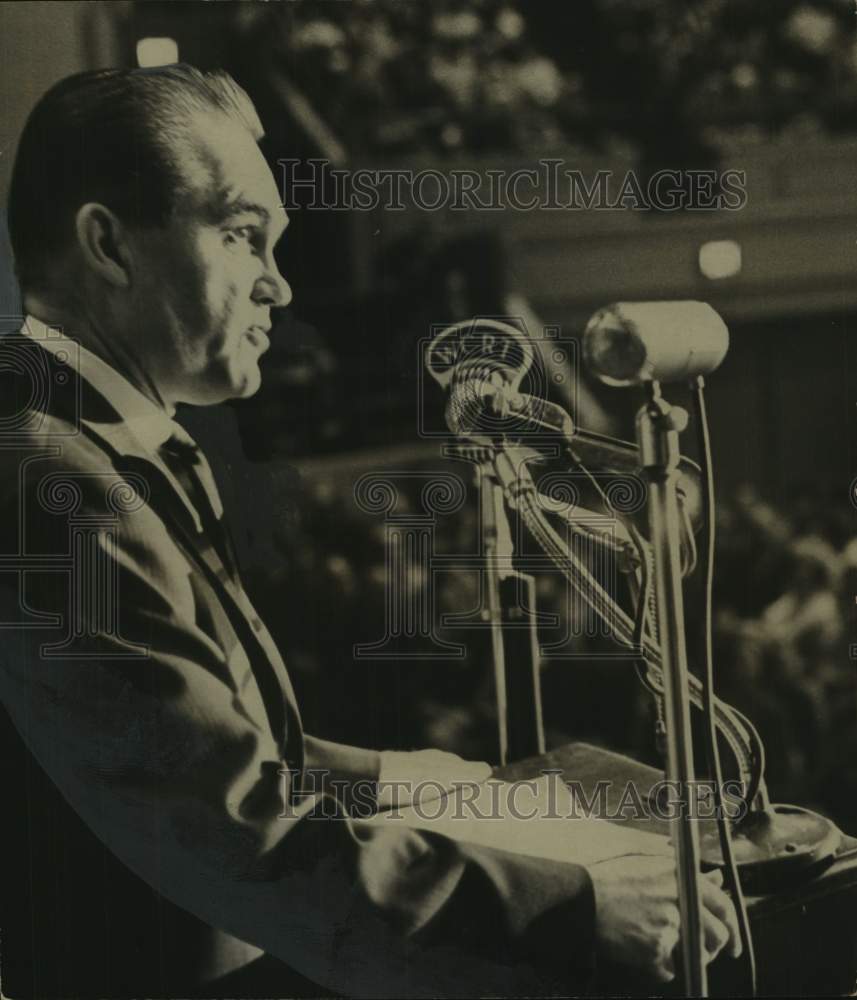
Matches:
[[7, 64, 263, 294]]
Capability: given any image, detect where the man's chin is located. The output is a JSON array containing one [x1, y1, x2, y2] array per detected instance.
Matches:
[[231, 365, 263, 400], [180, 360, 263, 406]]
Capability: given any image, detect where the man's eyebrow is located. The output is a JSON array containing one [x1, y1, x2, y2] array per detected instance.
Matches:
[[217, 197, 290, 233], [219, 197, 271, 221]]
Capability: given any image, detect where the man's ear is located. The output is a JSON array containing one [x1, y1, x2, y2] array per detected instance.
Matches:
[[73, 203, 133, 288]]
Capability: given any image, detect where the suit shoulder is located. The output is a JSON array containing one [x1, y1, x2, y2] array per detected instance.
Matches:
[[0, 416, 115, 480]]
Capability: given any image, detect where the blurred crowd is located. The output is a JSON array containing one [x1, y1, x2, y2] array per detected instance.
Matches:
[[712, 485, 857, 827], [247, 0, 857, 157]]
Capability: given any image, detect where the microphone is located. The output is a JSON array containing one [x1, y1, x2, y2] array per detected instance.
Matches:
[[427, 314, 702, 520], [583, 301, 729, 387], [444, 375, 702, 525], [445, 366, 575, 441]]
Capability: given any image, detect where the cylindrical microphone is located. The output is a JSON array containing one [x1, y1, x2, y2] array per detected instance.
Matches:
[[583, 301, 729, 387]]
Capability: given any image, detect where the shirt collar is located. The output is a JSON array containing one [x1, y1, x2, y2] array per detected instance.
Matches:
[[21, 315, 177, 455]]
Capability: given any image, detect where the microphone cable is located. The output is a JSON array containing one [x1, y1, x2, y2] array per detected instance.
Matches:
[[563, 440, 763, 808], [691, 375, 757, 994]]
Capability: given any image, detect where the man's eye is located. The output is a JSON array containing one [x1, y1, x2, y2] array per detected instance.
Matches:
[[224, 226, 254, 248]]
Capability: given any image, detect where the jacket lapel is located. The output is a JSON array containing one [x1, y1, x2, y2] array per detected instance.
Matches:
[[24, 336, 303, 761]]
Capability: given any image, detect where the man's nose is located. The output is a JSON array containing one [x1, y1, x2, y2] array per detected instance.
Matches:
[[254, 264, 292, 309]]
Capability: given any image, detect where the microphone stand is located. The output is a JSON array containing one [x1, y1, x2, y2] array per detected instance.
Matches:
[[636, 381, 707, 995], [475, 456, 546, 767], [479, 459, 512, 767]]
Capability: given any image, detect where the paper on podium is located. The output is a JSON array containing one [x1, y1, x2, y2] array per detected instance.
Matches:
[[368, 774, 672, 867]]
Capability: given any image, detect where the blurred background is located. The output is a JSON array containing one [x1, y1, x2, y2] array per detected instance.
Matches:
[[2, 0, 857, 829]]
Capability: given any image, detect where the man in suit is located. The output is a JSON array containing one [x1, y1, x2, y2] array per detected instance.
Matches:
[[0, 66, 739, 997]]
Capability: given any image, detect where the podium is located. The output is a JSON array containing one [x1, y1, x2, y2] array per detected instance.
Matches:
[[497, 742, 857, 997]]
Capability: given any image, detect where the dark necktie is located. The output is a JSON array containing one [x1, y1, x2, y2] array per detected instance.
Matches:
[[159, 424, 238, 580]]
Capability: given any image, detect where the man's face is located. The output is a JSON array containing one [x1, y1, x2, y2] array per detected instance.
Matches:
[[134, 114, 291, 407]]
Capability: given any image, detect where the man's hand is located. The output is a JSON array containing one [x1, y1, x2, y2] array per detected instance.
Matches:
[[588, 856, 742, 983], [377, 749, 493, 810]]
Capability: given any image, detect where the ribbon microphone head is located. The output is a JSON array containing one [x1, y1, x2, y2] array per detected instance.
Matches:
[[425, 317, 569, 441], [583, 301, 729, 387], [446, 374, 575, 441]]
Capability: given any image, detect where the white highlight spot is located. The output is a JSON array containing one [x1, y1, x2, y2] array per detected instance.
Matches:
[[699, 240, 742, 280], [136, 37, 179, 68]]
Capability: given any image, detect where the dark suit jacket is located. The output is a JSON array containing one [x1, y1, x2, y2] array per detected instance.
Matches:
[[0, 333, 596, 997]]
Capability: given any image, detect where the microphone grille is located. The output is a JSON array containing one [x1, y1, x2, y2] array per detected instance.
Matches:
[[583, 305, 648, 386], [444, 362, 508, 436]]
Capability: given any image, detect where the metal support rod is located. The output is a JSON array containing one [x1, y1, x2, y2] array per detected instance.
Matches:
[[478, 462, 510, 766], [636, 382, 707, 997]]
